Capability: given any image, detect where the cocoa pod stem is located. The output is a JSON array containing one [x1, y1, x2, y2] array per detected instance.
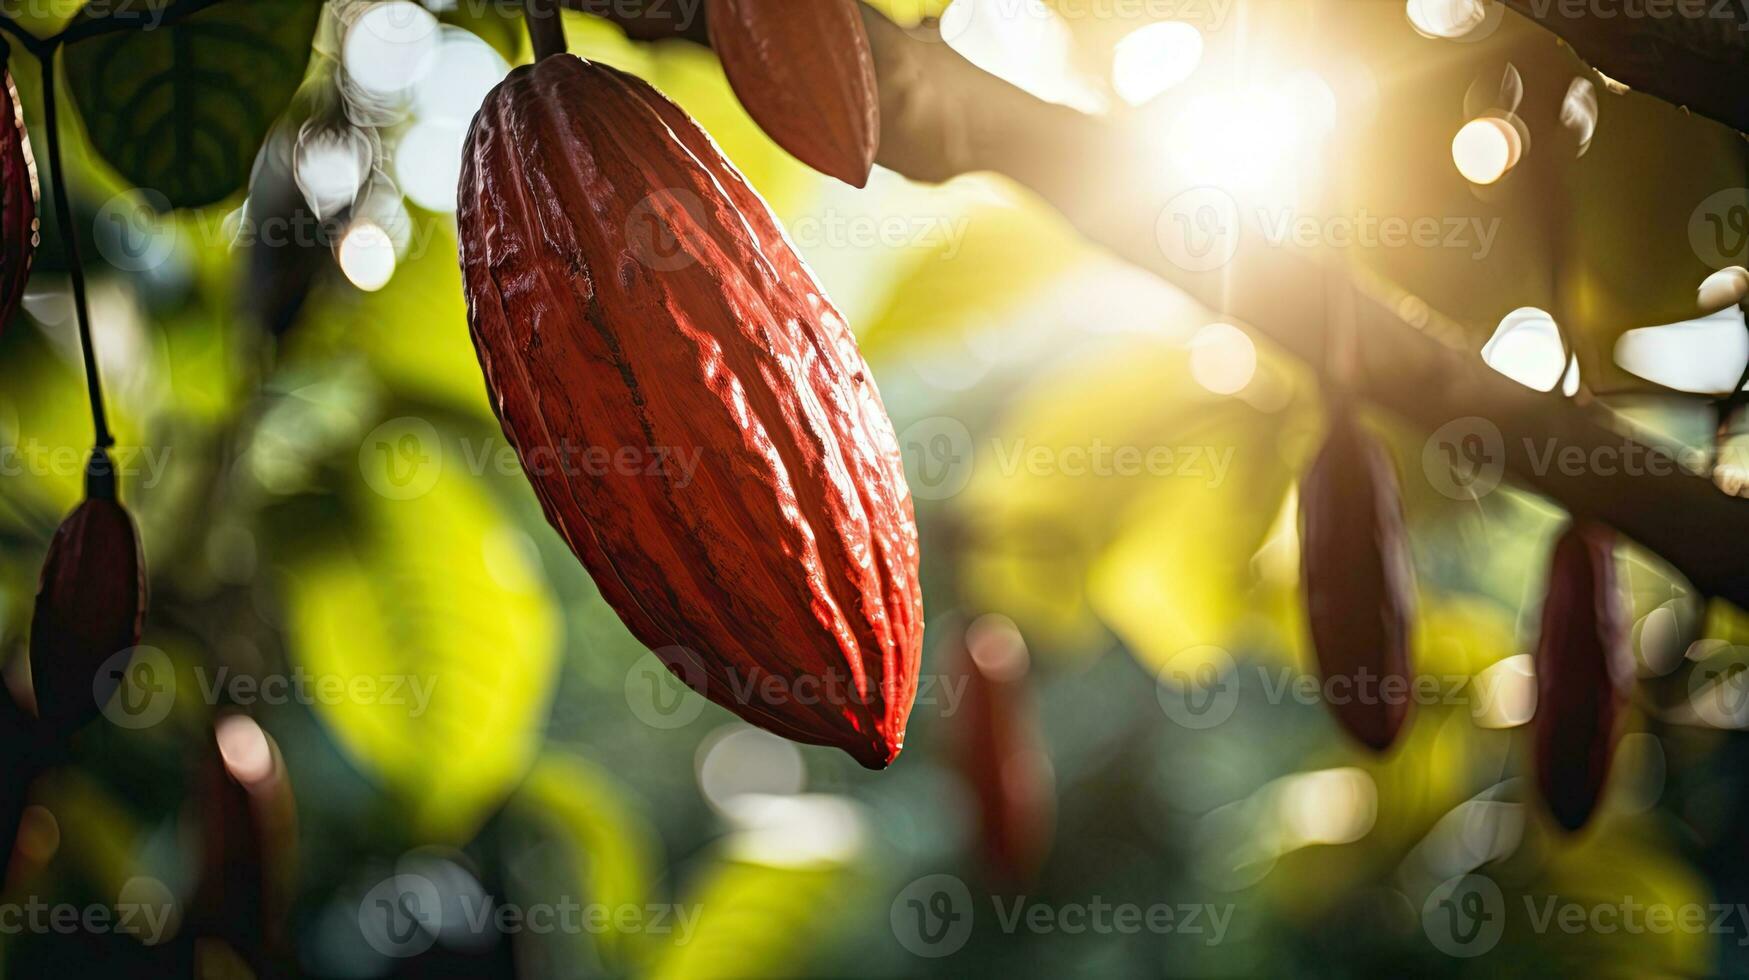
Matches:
[[525, 0, 568, 61], [38, 50, 111, 449]]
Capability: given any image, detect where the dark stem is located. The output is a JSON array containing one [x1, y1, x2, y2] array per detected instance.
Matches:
[[525, 0, 567, 61], [39, 50, 112, 451], [0, 15, 45, 59]]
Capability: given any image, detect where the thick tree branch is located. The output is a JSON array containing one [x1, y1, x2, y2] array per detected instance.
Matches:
[[585, 3, 1749, 608], [1502, 0, 1749, 135], [856, 11, 1749, 606]]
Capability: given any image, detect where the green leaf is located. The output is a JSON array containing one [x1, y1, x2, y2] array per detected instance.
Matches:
[[509, 753, 660, 966], [280, 458, 561, 842], [63, 0, 321, 209], [647, 860, 856, 980]]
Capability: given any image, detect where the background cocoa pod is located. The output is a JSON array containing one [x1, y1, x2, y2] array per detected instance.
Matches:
[[28, 450, 145, 739], [952, 614, 1054, 888], [458, 56, 922, 768], [1532, 521, 1631, 832], [706, 0, 880, 187], [0, 68, 37, 338], [194, 713, 297, 968], [1298, 402, 1415, 751]]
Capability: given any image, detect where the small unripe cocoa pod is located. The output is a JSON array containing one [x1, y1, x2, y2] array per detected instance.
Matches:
[[458, 56, 922, 768], [0, 68, 37, 337], [29, 450, 145, 738], [706, 0, 880, 186], [1299, 403, 1415, 751], [195, 713, 297, 964], [953, 614, 1053, 887], [1532, 521, 1631, 832]]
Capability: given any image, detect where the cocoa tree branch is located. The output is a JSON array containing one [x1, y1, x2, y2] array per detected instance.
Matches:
[[584, 3, 1749, 608]]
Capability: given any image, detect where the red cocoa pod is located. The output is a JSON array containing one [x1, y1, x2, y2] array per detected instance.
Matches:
[[195, 714, 297, 964], [1532, 522, 1631, 832], [953, 615, 1053, 887], [1299, 403, 1415, 751], [458, 55, 922, 768], [0, 68, 38, 337], [29, 450, 145, 738], [706, 0, 880, 186]]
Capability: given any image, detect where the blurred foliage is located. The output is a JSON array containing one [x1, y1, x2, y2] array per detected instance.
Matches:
[[0, 1, 1744, 978]]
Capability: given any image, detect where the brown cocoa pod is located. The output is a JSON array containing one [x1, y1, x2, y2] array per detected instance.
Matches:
[[1299, 402, 1415, 751], [29, 450, 146, 738], [706, 0, 880, 186], [0, 68, 37, 337], [1532, 521, 1631, 832], [195, 713, 297, 964], [458, 55, 922, 768], [953, 615, 1053, 887]]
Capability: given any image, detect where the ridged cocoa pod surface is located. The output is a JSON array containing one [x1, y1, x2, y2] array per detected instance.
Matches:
[[29, 450, 145, 738], [458, 56, 922, 768], [706, 0, 879, 186], [0, 69, 37, 337], [953, 615, 1054, 887], [1299, 404, 1415, 751], [1532, 522, 1631, 832]]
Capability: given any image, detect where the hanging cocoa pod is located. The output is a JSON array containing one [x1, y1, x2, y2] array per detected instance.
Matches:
[[0, 67, 38, 337], [953, 614, 1054, 887], [458, 55, 922, 768], [1532, 521, 1630, 832], [1299, 401, 1415, 751], [706, 0, 880, 186], [194, 713, 297, 967], [29, 449, 145, 739]]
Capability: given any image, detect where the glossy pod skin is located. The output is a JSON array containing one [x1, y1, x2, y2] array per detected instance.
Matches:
[[706, 0, 880, 187], [0, 69, 37, 337], [1532, 522, 1631, 832], [1299, 404, 1416, 751], [457, 55, 922, 768], [29, 451, 145, 739]]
